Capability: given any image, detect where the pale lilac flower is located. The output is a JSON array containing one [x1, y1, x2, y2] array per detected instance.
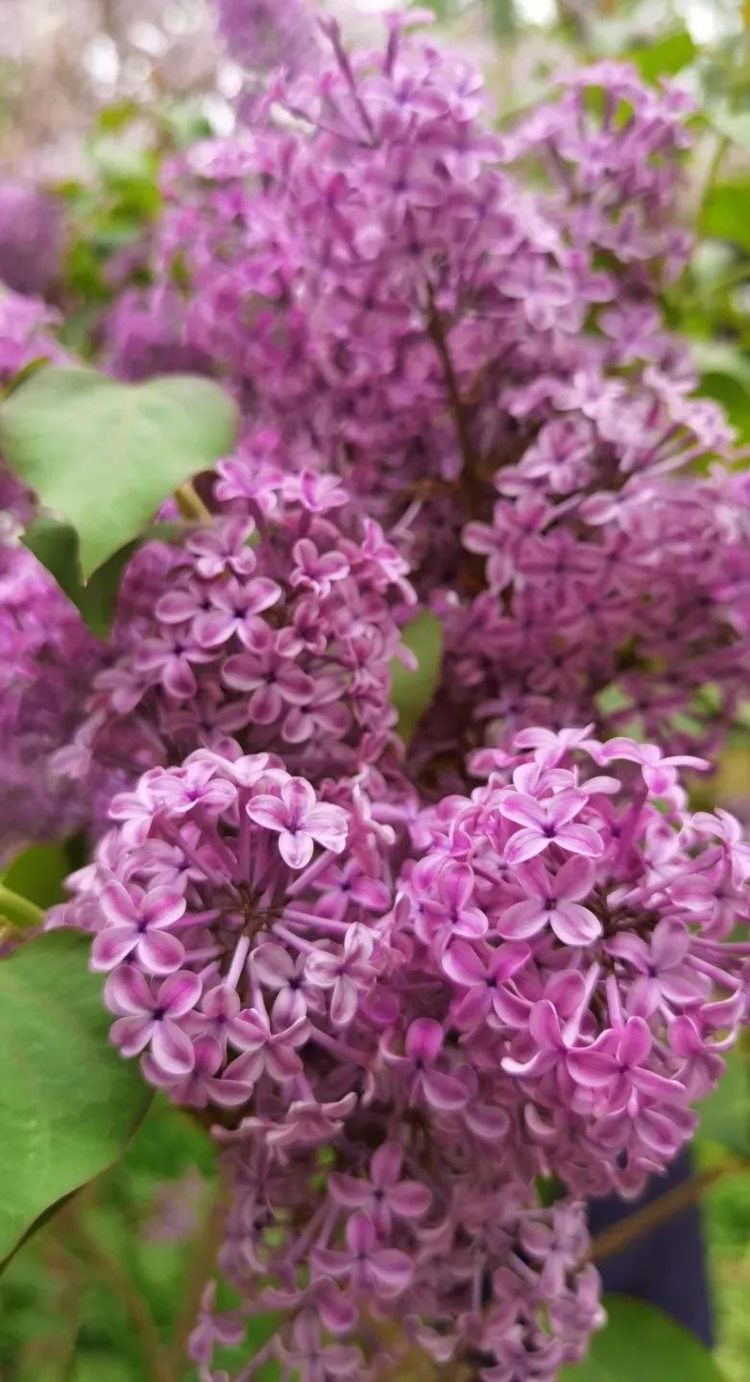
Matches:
[[383, 1018, 468, 1112], [313, 1212, 413, 1298], [442, 939, 530, 1028], [500, 790, 604, 865], [305, 924, 378, 1026], [246, 777, 348, 868], [499, 857, 601, 946], [329, 1143, 431, 1232], [91, 881, 187, 975], [105, 967, 201, 1076]]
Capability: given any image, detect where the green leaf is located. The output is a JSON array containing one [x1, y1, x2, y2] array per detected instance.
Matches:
[[561, 1296, 728, 1380], [390, 610, 443, 746], [698, 1044, 750, 1157], [701, 181, 750, 252], [690, 343, 750, 445], [94, 100, 140, 135], [23, 515, 183, 637], [692, 342, 750, 391], [629, 29, 696, 83], [0, 367, 237, 579], [0, 931, 152, 1268], [1, 844, 70, 911]]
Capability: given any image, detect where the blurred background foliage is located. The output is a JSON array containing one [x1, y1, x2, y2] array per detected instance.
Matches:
[[2, 1, 750, 1379]]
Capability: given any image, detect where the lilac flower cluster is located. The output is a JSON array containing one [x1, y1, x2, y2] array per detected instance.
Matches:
[[59, 462, 412, 790], [109, 12, 750, 768], [0, 543, 101, 862], [3, 5, 750, 1377], [51, 727, 750, 1376]]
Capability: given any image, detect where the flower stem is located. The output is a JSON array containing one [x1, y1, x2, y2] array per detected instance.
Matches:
[[425, 291, 482, 514], [0, 883, 45, 929], [175, 481, 213, 524]]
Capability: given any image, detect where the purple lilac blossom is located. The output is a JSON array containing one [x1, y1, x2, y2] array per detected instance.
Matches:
[[24, 9, 750, 1378], [105, 16, 750, 772], [50, 731, 750, 1377]]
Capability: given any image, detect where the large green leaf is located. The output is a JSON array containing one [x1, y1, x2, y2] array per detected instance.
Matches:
[[562, 1296, 727, 1380], [0, 367, 237, 579], [701, 180, 750, 252], [390, 611, 443, 746], [0, 931, 152, 1268]]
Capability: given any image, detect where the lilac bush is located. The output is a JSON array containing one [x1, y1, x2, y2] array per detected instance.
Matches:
[[3, 4, 750, 1379]]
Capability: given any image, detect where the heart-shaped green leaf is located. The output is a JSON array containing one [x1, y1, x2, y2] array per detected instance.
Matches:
[[0, 931, 152, 1269], [0, 367, 237, 579], [561, 1296, 727, 1381]]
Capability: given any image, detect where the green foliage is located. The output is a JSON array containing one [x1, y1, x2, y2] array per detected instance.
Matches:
[[390, 610, 444, 746], [698, 1045, 750, 1158], [0, 1097, 284, 1381], [561, 1296, 728, 1381], [629, 29, 697, 83], [0, 932, 152, 1268], [23, 515, 183, 637], [0, 366, 237, 579], [1, 843, 70, 911], [701, 181, 750, 254]]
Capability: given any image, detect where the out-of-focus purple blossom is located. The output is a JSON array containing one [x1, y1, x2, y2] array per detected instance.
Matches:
[[0, 544, 101, 863], [0, 181, 63, 298]]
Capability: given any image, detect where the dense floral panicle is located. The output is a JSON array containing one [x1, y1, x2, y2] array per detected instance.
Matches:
[[0, 286, 65, 382], [204, 1149, 602, 1381], [24, 11, 750, 1378], [401, 730, 750, 1198], [109, 22, 699, 548], [417, 461, 750, 771], [51, 737, 602, 1378], [503, 63, 694, 286], [0, 181, 63, 298], [57, 466, 413, 791], [50, 729, 749, 1376], [0, 543, 101, 861], [101, 16, 749, 772], [50, 742, 396, 1123]]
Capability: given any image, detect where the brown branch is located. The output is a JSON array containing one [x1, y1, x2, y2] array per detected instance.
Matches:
[[589, 1163, 737, 1263], [425, 291, 486, 522]]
